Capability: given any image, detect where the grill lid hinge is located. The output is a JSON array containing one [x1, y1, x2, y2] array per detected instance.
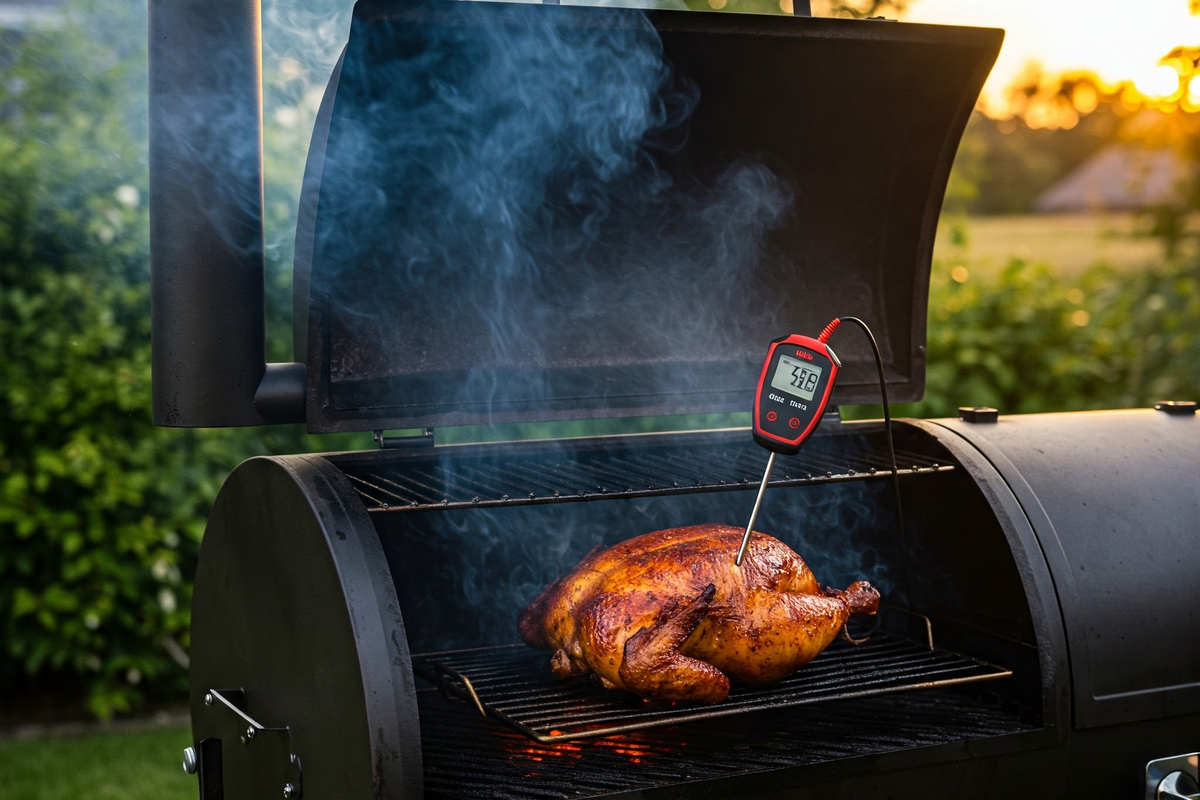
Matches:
[[374, 428, 435, 449]]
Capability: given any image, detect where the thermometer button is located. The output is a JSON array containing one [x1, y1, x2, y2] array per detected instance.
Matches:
[[766, 410, 778, 422]]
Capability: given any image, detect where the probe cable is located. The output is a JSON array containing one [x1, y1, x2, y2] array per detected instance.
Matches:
[[818, 317, 912, 606]]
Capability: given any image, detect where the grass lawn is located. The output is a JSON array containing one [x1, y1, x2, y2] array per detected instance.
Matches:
[[933, 212, 1187, 274], [0, 724, 196, 800]]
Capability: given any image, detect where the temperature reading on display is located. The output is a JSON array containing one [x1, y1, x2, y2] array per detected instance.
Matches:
[[770, 354, 824, 402]]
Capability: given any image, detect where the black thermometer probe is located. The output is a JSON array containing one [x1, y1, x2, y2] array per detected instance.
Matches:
[[736, 321, 843, 566]]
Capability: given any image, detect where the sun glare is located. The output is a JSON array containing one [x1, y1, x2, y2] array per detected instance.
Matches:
[[1189, 74, 1200, 104], [906, 0, 1200, 116], [1136, 64, 1183, 100]]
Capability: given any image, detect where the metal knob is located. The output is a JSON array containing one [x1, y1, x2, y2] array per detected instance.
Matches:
[[283, 783, 300, 798], [1159, 770, 1200, 800], [182, 746, 198, 775]]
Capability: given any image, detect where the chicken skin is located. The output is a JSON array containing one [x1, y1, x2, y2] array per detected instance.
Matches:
[[518, 524, 880, 704]]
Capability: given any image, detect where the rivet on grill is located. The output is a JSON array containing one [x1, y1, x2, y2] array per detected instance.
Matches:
[[501, 494, 509, 501], [471, 496, 480, 504], [409, 500, 418, 507], [528, 492, 536, 499], [552, 490, 560, 497], [826, 471, 833, 478], [869, 468, 878, 475]]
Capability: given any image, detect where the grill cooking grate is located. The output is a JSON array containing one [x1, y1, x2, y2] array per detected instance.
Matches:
[[340, 436, 951, 513], [419, 688, 1038, 800], [413, 628, 1011, 744]]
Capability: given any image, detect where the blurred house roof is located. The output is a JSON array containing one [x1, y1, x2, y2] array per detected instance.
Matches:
[[0, 0, 61, 29], [1033, 144, 1190, 213]]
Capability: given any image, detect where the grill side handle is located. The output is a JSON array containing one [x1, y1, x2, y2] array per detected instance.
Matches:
[[149, 0, 305, 427]]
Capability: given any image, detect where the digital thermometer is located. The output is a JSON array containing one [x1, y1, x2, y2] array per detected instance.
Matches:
[[736, 329, 841, 565], [752, 334, 841, 455]]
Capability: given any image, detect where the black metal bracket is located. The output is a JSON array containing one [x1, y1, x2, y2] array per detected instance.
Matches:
[[191, 688, 303, 799], [1155, 400, 1197, 416], [253, 362, 307, 424], [374, 428, 435, 449], [197, 738, 223, 800], [958, 406, 999, 423]]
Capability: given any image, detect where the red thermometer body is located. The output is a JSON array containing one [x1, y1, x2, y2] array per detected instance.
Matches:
[[752, 334, 841, 455], [737, 331, 841, 566]]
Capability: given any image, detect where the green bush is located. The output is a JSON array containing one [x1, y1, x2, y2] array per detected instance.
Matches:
[[0, 2, 344, 719], [840, 255, 1200, 421]]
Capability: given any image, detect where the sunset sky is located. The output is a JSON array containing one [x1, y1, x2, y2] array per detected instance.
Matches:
[[905, 0, 1200, 112]]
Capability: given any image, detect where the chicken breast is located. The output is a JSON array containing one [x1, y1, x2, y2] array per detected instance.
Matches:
[[518, 523, 880, 703]]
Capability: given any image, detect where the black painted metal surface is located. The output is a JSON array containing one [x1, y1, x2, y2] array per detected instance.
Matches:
[[148, 0, 306, 426], [930, 409, 1200, 729], [148, 0, 267, 427], [299, 0, 1003, 433], [185, 419, 1092, 797], [189, 455, 423, 799]]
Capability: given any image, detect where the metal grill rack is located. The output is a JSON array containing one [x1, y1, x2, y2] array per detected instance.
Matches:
[[419, 689, 1037, 800], [413, 625, 1011, 744], [338, 437, 952, 513]]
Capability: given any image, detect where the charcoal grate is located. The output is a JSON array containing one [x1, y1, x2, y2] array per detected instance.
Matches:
[[413, 628, 1011, 743], [419, 688, 1038, 800]]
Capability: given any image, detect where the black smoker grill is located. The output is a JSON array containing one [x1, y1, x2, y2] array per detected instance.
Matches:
[[148, 0, 1200, 797]]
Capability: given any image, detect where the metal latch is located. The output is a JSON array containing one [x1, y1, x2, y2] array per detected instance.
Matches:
[[1146, 753, 1200, 800], [182, 689, 303, 799]]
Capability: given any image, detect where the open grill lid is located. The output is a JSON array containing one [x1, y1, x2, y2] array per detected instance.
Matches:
[[297, 0, 1001, 434]]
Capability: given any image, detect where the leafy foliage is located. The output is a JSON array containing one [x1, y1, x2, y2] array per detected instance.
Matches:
[[841, 254, 1200, 421], [0, 4, 345, 719]]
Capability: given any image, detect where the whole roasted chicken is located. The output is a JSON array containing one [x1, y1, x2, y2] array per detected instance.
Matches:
[[518, 523, 880, 704]]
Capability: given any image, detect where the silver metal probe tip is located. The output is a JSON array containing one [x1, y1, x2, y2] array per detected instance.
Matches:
[[735, 451, 776, 566]]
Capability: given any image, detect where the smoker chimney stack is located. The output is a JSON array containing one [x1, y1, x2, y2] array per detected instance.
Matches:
[[149, 0, 305, 426]]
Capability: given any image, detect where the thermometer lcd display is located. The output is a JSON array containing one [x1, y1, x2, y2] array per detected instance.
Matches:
[[770, 355, 823, 402]]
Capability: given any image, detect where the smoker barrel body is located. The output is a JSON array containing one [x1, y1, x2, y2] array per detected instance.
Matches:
[[922, 409, 1200, 797], [189, 410, 1200, 798], [189, 456, 421, 798]]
